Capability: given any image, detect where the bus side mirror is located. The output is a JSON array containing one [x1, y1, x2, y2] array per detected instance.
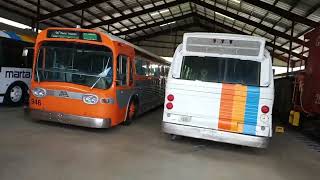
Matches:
[[22, 48, 29, 57]]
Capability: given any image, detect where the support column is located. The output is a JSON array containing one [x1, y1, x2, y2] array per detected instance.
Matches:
[[36, 0, 40, 33], [31, 19, 35, 31], [272, 35, 276, 64], [81, 9, 84, 27], [287, 20, 295, 75], [173, 30, 178, 55]]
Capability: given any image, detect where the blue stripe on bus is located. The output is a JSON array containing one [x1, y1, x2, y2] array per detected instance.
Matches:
[[6, 32, 21, 41], [243, 86, 260, 135]]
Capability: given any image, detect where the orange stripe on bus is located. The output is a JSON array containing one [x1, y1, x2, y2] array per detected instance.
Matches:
[[231, 85, 247, 133], [218, 84, 235, 131]]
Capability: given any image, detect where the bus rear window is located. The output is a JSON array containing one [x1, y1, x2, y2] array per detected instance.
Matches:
[[180, 56, 261, 86]]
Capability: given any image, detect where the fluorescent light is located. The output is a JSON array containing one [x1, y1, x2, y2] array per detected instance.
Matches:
[[160, 21, 176, 27], [150, 12, 159, 16], [159, 9, 170, 14], [231, 0, 241, 3], [150, 9, 170, 16], [0, 17, 32, 29], [161, 56, 173, 62], [215, 12, 234, 20]]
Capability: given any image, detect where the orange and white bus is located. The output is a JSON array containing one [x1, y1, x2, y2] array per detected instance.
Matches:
[[28, 27, 169, 128]]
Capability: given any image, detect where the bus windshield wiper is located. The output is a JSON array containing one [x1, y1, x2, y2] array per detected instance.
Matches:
[[91, 57, 111, 89]]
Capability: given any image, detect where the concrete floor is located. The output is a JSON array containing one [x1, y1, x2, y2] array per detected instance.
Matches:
[[0, 107, 320, 180]]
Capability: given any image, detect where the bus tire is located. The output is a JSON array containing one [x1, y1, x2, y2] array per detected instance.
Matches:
[[123, 100, 137, 126], [4, 82, 27, 106]]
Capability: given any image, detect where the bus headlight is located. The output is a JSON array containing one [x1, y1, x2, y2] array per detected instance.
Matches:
[[32, 88, 46, 98], [82, 94, 99, 105]]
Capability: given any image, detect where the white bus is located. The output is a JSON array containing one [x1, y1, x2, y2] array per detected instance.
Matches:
[[0, 30, 35, 106], [162, 33, 274, 148]]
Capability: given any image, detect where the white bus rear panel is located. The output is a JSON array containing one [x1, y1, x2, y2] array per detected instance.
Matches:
[[163, 33, 274, 148]]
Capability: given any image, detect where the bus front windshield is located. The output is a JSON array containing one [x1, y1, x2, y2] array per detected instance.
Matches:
[[180, 56, 261, 86], [36, 41, 113, 89]]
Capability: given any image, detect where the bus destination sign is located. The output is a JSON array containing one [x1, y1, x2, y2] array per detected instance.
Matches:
[[47, 30, 101, 42]]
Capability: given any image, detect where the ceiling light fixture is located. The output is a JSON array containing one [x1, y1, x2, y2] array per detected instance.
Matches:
[[0, 17, 32, 30], [160, 21, 176, 27], [231, 0, 241, 3], [151, 9, 170, 16], [215, 12, 235, 20]]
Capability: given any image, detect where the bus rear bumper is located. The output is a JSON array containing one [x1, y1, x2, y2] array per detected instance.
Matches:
[[162, 122, 269, 148], [30, 109, 111, 128]]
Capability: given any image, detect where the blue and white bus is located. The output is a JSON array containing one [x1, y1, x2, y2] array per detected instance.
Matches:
[[0, 30, 35, 106]]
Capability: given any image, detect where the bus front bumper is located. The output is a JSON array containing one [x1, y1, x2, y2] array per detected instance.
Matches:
[[30, 109, 111, 128], [162, 122, 270, 148]]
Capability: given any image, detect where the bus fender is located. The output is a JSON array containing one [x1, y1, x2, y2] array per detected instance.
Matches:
[[123, 94, 140, 122]]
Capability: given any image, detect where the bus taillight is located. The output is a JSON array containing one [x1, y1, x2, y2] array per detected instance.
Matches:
[[166, 102, 173, 109], [167, 94, 174, 101], [261, 105, 270, 114]]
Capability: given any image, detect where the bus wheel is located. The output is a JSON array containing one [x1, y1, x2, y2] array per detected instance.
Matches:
[[4, 83, 27, 106], [123, 100, 137, 126], [170, 134, 181, 141]]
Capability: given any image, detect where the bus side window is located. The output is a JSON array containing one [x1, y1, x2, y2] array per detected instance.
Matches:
[[135, 58, 144, 75], [154, 65, 160, 77], [25, 48, 34, 68], [150, 63, 160, 77], [117, 55, 128, 86], [135, 58, 148, 76], [1, 38, 33, 68], [145, 61, 150, 76]]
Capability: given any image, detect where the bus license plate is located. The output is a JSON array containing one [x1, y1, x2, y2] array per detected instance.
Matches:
[[180, 116, 191, 122]]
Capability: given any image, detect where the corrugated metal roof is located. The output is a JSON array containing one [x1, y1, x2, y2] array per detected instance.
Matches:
[[1, 0, 320, 65]]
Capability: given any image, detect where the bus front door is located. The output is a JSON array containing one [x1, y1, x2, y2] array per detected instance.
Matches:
[[116, 55, 134, 123]]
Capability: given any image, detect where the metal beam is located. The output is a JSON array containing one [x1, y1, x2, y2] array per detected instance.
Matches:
[[241, 0, 319, 28], [5, 0, 70, 27], [196, 14, 307, 61], [128, 14, 290, 63], [85, 0, 187, 28], [133, 0, 158, 33], [129, 12, 305, 62], [62, 0, 114, 33], [263, 0, 300, 50], [129, 23, 196, 42], [196, 14, 306, 62], [24, 0, 79, 27], [192, 0, 307, 47], [287, 21, 295, 75], [105, 1, 140, 37], [250, 0, 280, 35], [275, 1, 320, 52], [194, 22, 291, 63], [133, 21, 288, 63], [115, 12, 195, 36], [38, 0, 109, 22], [36, 0, 40, 32], [272, 35, 276, 63]]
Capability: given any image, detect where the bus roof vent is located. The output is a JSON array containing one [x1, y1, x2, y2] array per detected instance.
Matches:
[[182, 33, 265, 60]]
